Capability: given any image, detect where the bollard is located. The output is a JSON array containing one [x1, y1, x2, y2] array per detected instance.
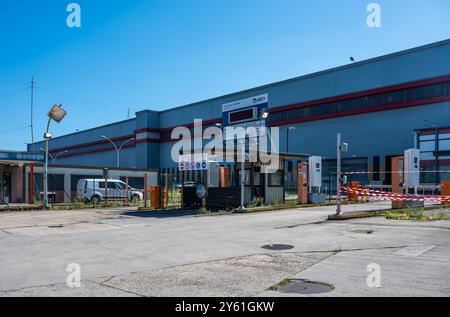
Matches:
[[125, 177, 129, 204], [144, 173, 148, 208]]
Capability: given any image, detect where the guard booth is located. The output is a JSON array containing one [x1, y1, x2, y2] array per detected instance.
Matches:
[[0, 151, 45, 205], [179, 152, 323, 210], [179, 93, 326, 210]]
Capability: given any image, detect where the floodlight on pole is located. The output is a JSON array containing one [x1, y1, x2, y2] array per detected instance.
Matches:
[[43, 105, 67, 209]]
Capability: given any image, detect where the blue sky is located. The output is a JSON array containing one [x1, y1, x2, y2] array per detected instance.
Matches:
[[1, 0, 450, 150]]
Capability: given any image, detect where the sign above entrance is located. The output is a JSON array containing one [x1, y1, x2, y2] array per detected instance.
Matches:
[[0, 151, 45, 162], [222, 94, 269, 127]]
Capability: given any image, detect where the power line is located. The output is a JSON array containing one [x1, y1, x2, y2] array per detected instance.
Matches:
[[0, 125, 32, 135], [0, 87, 29, 104], [35, 85, 136, 114], [35, 85, 89, 104]]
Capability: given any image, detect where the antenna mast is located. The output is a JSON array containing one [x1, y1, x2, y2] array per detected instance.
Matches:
[[30, 76, 35, 149]]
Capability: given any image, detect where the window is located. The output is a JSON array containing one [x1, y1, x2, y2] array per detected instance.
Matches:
[[97, 182, 116, 189], [48, 175, 64, 191], [269, 80, 450, 123], [269, 172, 283, 186], [373, 156, 380, 181], [229, 108, 256, 124], [114, 182, 125, 190]]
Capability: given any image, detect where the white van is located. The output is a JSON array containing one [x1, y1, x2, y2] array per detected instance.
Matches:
[[76, 179, 143, 205]]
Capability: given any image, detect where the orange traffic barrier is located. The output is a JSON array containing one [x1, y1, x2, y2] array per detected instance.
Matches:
[[149, 186, 162, 209], [442, 181, 450, 196], [347, 181, 360, 202]]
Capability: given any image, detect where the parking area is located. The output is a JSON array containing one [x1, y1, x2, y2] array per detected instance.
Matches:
[[0, 203, 449, 297]]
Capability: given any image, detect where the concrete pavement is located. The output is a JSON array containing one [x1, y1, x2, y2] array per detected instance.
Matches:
[[0, 202, 449, 297]]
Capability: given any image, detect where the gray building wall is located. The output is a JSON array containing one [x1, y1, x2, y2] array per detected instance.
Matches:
[[29, 39, 450, 172]]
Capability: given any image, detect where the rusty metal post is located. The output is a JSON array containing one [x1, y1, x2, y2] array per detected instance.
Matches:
[[144, 173, 148, 208], [392, 156, 404, 209], [297, 162, 308, 205], [104, 175, 108, 206], [165, 173, 169, 209], [29, 164, 35, 205]]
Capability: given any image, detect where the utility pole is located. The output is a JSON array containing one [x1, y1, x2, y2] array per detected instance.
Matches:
[[44, 105, 67, 209], [30, 76, 35, 150], [43, 118, 52, 209], [336, 133, 349, 216], [286, 127, 296, 153], [239, 138, 246, 211], [336, 133, 342, 216]]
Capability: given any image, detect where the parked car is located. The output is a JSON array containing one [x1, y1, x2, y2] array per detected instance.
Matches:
[[76, 179, 143, 205]]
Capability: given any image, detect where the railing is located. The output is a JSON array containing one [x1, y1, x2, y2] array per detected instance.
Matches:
[[0, 197, 9, 207]]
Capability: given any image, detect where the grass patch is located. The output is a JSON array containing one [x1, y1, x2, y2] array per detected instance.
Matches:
[[0, 205, 44, 212], [268, 279, 293, 292], [46, 200, 143, 211], [332, 245, 344, 253], [377, 207, 450, 222]]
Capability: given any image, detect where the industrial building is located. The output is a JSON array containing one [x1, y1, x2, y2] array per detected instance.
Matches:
[[0, 151, 44, 204], [28, 39, 450, 197]]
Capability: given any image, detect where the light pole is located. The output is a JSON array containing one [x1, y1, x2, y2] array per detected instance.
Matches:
[[336, 133, 349, 216], [41, 149, 68, 203], [101, 136, 135, 168], [286, 127, 296, 153], [41, 149, 69, 163], [424, 120, 441, 185], [239, 138, 246, 211], [43, 105, 67, 209]]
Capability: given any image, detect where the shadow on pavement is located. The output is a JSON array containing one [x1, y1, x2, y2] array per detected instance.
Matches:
[[121, 209, 199, 218]]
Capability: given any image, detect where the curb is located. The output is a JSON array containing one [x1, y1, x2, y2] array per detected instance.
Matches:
[[328, 211, 379, 221]]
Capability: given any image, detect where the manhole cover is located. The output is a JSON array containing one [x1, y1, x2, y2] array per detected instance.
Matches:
[[280, 279, 334, 294], [261, 244, 294, 251], [352, 229, 375, 235]]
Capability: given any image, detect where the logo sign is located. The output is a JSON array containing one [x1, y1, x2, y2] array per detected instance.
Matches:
[[0, 151, 45, 162], [48, 105, 67, 123]]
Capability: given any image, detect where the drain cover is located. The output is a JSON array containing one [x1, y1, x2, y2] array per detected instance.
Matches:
[[280, 280, 334, 294], [261, 244, 294, 251], [352, 229, 374, 235]]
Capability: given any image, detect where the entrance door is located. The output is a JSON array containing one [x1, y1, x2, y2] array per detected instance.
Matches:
[[385, 155, 402, 186], [0, 165, 3, 204], [3, 172, 11, 204], [0, 167, 11, 205]]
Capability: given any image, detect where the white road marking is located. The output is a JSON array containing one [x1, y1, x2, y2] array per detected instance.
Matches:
[[393, 245, 437, 257]]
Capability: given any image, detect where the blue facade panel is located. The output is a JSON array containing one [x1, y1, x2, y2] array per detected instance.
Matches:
[[28, 40, 450, 172]]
